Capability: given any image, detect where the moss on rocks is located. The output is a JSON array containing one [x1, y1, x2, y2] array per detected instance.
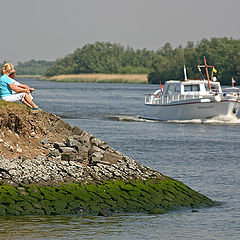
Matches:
[[0, 178, 214, 216]]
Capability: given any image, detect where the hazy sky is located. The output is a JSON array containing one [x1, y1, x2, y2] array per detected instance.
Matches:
[[1, 0, 240, 63]]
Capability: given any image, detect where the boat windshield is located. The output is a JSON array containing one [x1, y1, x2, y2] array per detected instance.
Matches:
[[205, 84, 219, 93], [184, 84, 200, 92], [175, 85, 181, 92], [166, 84, 175, 95]]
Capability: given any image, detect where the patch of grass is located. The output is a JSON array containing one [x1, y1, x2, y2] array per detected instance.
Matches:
[[0, 100, 25, 109]]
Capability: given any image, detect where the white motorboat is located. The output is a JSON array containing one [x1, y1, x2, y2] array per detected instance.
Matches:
[[144, 58, 240, 121], [222, 87, 240, 98]]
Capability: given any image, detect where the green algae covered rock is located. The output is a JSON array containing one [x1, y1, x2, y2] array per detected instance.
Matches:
[[0, 177, 214, 216]]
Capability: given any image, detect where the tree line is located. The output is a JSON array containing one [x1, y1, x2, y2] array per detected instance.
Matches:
[[44, 42, 154, 76], [0, 60, 53, 75], [2, 38, 240, 85], [148, 37, 240, 85]]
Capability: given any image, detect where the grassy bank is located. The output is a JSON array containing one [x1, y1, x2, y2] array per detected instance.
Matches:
[[40, 74, 148, 84]]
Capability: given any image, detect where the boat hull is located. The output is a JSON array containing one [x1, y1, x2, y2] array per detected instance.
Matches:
[[144, 100, 240, 121]]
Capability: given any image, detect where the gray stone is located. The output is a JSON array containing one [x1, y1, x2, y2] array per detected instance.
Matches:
[[16, 147, 23, 153], [72, 126, 84, 136], [102, 152, 123, 164], [56, 119, 72, 130], [92, 152, 103, 159], [30, 132, 36, 137], [0, 125, 166, 186], [82, 141, 92, 149], [41, 137, 49, 145], [59, 146, 77, 153], [61, 152, 79, 161], [80, 132, 92, 143], [91, 146, 105, 154], [53, 142, 66, 149], [65, 136, 81, 148], [8, 169, 17, 175], [91, 157, 102, 164], [3, 142, 10, 148], [9, 146, 14, 152], [76, 145, 89, 157], [99, 143, 108, 150], [91, 138, 108, 149]]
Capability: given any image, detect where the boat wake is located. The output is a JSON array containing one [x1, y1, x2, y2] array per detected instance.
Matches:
[[106, 114, 240, 124], [168, 115, 240, 125], [105, 115, 157, 122]]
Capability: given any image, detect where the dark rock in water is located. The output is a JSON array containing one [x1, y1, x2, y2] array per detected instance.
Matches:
[[191, 209, 199, 213], [148, 208, 166, 214], [72, 206, 88, 214], [98, 208, 114, 217]]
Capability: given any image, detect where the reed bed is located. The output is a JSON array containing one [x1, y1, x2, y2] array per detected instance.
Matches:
[[43, 74, 148, 84], [16, 75, 41, 79]]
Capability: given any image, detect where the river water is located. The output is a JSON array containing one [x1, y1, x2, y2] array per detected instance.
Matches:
[[0, 79, 240, 240]]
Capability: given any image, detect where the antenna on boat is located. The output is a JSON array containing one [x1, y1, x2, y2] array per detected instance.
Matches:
[[183, 65, 188, 81], [203, 57, 211, 91], [182, 50, 188, 80], [198, 57, 212, 91]]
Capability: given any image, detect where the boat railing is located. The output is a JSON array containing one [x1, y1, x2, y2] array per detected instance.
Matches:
[[145, 93, 202, 105], [222, 87, 240, 98]]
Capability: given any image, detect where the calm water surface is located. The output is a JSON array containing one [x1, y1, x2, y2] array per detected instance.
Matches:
[[0, 79, 240, 240]]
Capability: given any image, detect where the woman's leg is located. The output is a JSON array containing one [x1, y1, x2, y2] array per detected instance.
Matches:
[[22, 98, 33, 108], [23, 93, 38, 108]]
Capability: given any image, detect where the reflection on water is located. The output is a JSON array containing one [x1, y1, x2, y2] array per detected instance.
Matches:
[[0, 214, 157, 240], [1, 207, 239, 240]]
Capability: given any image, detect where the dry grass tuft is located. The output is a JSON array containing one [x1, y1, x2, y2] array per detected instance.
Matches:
[[43, 74, 148, 83]]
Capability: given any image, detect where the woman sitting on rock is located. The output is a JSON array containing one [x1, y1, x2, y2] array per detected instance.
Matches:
[[0, 63, 39, 109], [8, 63, 35, 101]]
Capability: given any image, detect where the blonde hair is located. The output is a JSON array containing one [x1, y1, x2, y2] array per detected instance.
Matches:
[[1, 63, 14, 75]]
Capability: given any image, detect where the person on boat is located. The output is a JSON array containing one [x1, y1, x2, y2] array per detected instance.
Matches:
[[0, 63, 39, 109], [8, 64, 35, 101]]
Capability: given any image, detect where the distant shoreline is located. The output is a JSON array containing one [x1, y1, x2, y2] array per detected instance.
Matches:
[[16, 74, 148, 84], [16, 75, 41, 79]]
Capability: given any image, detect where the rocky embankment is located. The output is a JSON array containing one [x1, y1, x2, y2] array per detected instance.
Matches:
[[0, 101, 214, 216]]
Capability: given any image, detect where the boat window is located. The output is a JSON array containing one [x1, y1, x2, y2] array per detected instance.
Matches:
[[175, 85, 181, 92], [205, 84, 219, 92], [166, 84, 175, 95], [184, 84, 200, 92], [211, 85, 219, 93]]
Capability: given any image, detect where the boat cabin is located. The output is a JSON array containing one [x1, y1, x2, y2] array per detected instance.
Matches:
[[146, 80, 223, 105], [163, 80, 222, 97]]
